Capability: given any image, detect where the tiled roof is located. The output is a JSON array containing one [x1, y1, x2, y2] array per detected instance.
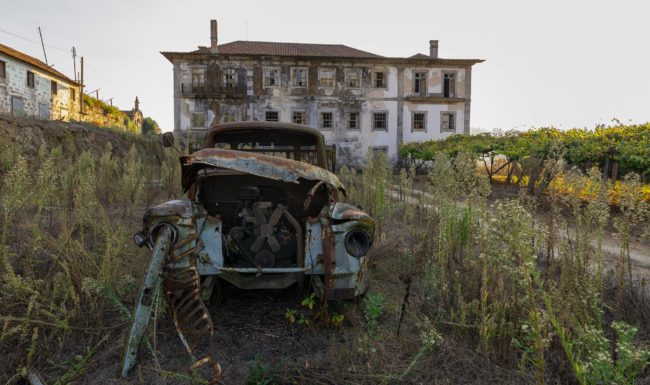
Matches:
[[197, 40, 384, 58], [408, 53, 431, 59], [0, 43, 79, 85]]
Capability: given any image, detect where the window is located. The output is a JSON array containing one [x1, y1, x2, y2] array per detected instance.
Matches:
[[51, 80, 57, 95], [0, 60, 5, 79], [265, 111, 279, 122], [71, 88, 76, 101], [26, 71, 35, 88], [413, 72, 426, 95], [38, 103, 50, 119], [441, 112, 456, 132], [443, 72, 456, 98], [191, 69, 205, 87], [347, 112, 360, 129], [11, 96, 25, 117], [291, 68, 307, 87], [372, 112, 387, 131], [263, 67, 279, 87], [372, 71, 386, 88], [320, 112, 333, 129], [345, 69, 360, 88], [292, 111, 306, 125], [222, 68, 236, 88], [222, 112, 238, 123], [371, 146, 388, 159], [318, 68, 335, 88], [412, 112, 427, 132], [191, 112, 206, 128]]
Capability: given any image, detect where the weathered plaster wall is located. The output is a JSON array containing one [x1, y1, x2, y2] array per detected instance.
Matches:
[[0, 53, 80, 122], [172, 55, 473, 166]]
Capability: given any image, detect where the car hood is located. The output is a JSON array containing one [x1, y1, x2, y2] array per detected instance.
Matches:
[[180, 148, 345, 191]]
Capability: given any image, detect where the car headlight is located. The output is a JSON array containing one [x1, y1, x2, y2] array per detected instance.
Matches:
[[344, 230, 371, 258]]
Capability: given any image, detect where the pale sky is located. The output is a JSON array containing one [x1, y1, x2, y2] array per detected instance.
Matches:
[[3, 0, 649, 132]]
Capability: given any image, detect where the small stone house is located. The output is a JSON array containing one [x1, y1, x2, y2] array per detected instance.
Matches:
[[0, 43, 81, 121]]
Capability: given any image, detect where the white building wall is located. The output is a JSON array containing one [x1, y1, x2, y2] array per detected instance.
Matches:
[[0, 53, 79, 121]]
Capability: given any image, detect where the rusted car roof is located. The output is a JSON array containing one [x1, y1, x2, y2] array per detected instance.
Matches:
[[181, 148, 345, 191]]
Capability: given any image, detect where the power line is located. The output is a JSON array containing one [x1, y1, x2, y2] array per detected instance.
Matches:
[[0, 27, 70, 52]]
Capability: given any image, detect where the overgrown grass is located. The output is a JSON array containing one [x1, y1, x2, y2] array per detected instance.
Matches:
[[0, 134, 181, 383], [339, 152, 650, 384]]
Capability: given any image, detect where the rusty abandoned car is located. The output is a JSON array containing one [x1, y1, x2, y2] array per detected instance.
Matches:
[[121, 122, 375, 376]]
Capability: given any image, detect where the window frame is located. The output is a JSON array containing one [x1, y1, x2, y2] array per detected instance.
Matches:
[[443, 70, 457, 98], [265, 110, 279, 122], [190, 112, 207, 129], [411, 111, 427, 132], [319, 111, 334, 130], [372, 111, 388, 131], [372, 70, 387, 89], [292, 110, 307, 125], [370, 146, 389, 160], [263, 67, 280, 88], [318, 68, 336, 88], [26, 71, 35, 88], [347, 111, 360, 130], [0, 60, 6, 79], [222, 68, 237, 89], [440, 111, 456, 133], [51, 80, 58, 95], [291, 67, 308, 88], [344, 68, 361, 89], [413, 71, 427, 96]]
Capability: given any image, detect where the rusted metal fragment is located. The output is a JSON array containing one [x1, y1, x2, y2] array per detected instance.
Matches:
[[164, 266, 214, 354], [121, 226, 173, 377], [329, 202, 370, 221], [144, 200, 194, 224], [180, 148, 345, 191]]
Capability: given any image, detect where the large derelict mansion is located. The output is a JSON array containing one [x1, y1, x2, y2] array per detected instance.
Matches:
[[162, 20, 483, 166]]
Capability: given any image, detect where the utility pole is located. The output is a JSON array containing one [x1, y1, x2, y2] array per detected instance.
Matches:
[[80, 57, 84, 115], [72, 47, 77, 81], [37, 26, 48, 65]]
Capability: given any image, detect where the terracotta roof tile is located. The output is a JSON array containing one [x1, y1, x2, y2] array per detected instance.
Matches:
[[198, 41, 383, 58], [0, 43, 79, 85]]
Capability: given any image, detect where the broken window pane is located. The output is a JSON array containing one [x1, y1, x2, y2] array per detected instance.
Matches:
[[318, 68, 335, 88], [223, 68, 236, 88], [292, 68, 307, 87], [264, 68, 279, 87], [412, 112, 426, 131], [441, 112, 455, 131], [373, 71, 386, 88], [348, 112, 359, 129], [444, 72, 456, 98], [292, 111, 306, 125], [346, 70, 360, 88], [414, 72, 426, 95], [265, 111, 279, 122], [373, 112, 387, 130], [320, 112, 333, 129]]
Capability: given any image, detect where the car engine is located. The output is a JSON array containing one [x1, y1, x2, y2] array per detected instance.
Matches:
[[226, 187, 301, 268]]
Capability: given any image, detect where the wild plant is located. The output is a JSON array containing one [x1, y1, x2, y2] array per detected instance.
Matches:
[[363, 292, 385, 336]]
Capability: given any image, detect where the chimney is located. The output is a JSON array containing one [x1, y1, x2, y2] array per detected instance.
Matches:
[[210, 19, 218, 53], [429, 40, 438, 59]]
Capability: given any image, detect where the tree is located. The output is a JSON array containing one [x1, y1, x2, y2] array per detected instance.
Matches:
[[141, 117, 161, 136]]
